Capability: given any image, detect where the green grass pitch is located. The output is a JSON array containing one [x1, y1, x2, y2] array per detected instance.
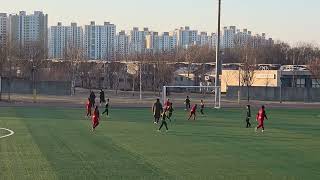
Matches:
[[0, 107, 319, 180]]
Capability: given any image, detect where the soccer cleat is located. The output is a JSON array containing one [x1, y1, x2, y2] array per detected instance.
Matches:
[[157, 130, 161, 132], [166, 130, 169, 132], [255, 127, 258, 132], [262, 130, 265, 133]]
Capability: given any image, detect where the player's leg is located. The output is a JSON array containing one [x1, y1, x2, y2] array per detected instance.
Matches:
[[193, 113, 196, 121], [103, 109, 109, 116], [255, 121, 263, 132], [102, 108, 107, 114], [188, 113, 192, 120], [95, 120, 100, 128], [92, 119, 97, 131], [164, 121, 168, 131], [246, 118, 249, 128], [159, 121, 164, 130]]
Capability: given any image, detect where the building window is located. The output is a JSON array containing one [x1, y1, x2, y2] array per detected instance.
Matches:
[[296, 78, 305, 88], [312, 79, 320, 88]]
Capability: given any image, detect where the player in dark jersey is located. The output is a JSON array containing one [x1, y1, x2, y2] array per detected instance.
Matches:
[[185, 96, 191, 111], [200, 100, 205, 115], [89, 91, 96, 107], [167, 103, 174, 122], [158, 111, 169, 132], [152, 98, 163, 124], [99, 89, 106, 104], [102, 99, 110, 117], [245, 105, 252, 128]]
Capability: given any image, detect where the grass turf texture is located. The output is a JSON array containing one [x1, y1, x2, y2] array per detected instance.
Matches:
[[0, 107, 319, 180]]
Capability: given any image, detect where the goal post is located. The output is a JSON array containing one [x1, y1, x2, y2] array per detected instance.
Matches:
[[162, 86, 221, 109]]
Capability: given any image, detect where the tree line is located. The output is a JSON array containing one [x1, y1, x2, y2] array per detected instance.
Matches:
[[1, 37, 320, 100]]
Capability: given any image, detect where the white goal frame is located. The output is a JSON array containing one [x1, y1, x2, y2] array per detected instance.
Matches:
[[162, 86, 221, 109]]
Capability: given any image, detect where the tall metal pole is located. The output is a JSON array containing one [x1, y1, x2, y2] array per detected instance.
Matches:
[[139, 62, 142, 100], [32, 62, 36, 103], [279, 70, 282, 103], [215, 0, 222, 107], [238, 65, 241, 104]]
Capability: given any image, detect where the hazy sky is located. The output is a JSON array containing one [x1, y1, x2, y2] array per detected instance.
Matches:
[[1, 0, 319, 45]]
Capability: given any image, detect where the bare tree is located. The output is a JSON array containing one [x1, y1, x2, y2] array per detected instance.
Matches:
[[185, 45, 201, 83], [108, 62, 125, 95], [0, 43, 7, 101], [0, 37, 20, 101], [64, 44, 84, 94], [308, 58, 320, 87], [239, 45, 257, 102], [23, 41, 47, 102], [156, 53, 174, 95]]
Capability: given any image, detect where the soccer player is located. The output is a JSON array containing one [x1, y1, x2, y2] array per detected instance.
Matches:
[[245, 105, 252, 128], [200, 100, 205, 115], [255, 105, 268, 132], [168, 102, 174, 122], [164, 98, 171, 111], [89, 91, 96, 107], [185, 96, 191, 111], [92, 106, 100, 132], [86, 98, 92, 117], [158, 111, 169, 132], [188, 104, 197, 121], [99, 89, 106, 104], [102, 99, 110, 117], [152, 98, 163, 124]]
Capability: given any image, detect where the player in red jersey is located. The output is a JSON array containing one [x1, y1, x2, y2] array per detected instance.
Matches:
[[188, 104, 198, 121], [86, 98, 92, 117], [164, 99, 171, 111], [255, 105, 268, 132], [92, 106, 100, 132]]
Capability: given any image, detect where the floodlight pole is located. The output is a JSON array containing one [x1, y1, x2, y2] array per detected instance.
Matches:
[[215, 0, 222, 107], [139, 62, 142, 100]]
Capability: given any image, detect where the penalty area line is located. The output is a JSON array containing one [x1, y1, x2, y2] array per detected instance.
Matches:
[[0, 128, 15, 139]]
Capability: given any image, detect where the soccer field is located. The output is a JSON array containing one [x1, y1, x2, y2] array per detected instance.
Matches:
[[0, 107, 319, 180]]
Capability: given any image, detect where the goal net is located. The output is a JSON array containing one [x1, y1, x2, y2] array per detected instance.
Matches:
[[162, 86, 221, 109]]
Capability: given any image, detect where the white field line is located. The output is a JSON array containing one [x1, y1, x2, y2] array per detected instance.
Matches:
[[0, 128, 15, 139]]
